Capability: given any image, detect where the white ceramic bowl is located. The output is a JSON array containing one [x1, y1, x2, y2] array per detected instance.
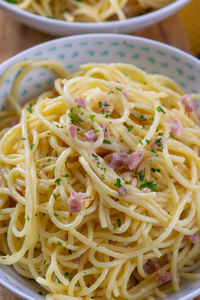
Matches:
[[0, 33, 200, 300], [0, 0, 191, 35]]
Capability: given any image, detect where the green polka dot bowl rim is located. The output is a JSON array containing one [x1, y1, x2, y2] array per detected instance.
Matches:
[[0, 33, 200, 300], [0, 0, 191, 35]]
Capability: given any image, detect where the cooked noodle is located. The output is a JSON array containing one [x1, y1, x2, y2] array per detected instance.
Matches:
[[0, 60, 200, 300], [4, 0, 175, 22]]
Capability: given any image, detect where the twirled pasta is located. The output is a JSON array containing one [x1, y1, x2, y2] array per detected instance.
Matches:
[[4, 0, 175, 22], [0, 60, 200, 300]]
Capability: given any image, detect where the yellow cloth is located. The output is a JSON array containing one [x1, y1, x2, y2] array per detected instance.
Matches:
[[180, 0, 200, 57]]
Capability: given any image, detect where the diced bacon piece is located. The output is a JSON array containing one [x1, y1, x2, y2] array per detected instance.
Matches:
[[127, 150, 143, 171], [122, 89, 129, 99], [75, 97, 85, 107], [9, 197, 16, 208], [84, 130, 98, 143], [99, 124, 110, 139], [68, 192, 89, 213], [118, 186, 128, 196], [143, 261, 154, 274], [73, 256, 81, 264], [144, 258, 167, 274], [109, 152, 129, 169], [181, 94, 196, 112], [122, 6, 133, 18], [109, 14, 119, 21], [156, 270, 172, 285], [69, 124, 77, 137], [184, 232, 199, 243], [151, 137, 164, 150], [170, 118, 182, 137], [9, 120, 18, 127]]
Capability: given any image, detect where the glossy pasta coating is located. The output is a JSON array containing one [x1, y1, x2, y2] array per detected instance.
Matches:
[[0, 61, 200, 300]]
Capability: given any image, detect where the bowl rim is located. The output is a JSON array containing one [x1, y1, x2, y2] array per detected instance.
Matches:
[[0, 0, 191, 29], [0, 33, 199, 71], [0, 33, 200, 300]]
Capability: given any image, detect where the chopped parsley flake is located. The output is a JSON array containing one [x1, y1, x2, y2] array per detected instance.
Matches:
[[64, 272, 69, 277], [114, 178, 122, 188], [47, 159, 51, 163], [145, 139, 150, 144], [57, 241, 62, 246], [155, 137, 162, 144], [53, 193, 58, 199], [127, 125, 133, 132], [101, 174, 105, 179], [98, 101, 102, 107], [151, 149, 157, 153], [151, 168, 160, 173], [93, 130, 100, 133], [68, 111, 83, 125], [139, 180, 158, 191], [156, 106, 166, 114], [55, 178, 61, 185], [22, 137, 26, 140], [103, 139, 111, 144], [116, 87, 122, 91], [27, 215, 30, 221], [117, 218, 122, 227], [38, 291, 43, 295], [54, 212, 59, 217], [27, 102, 33, 113], [56, 124, 63, 129], [56, 276, 62, 284], [170, 132, 175, 139], [92, 154, 98, 159], [140, 114, 147, 121], [137, 170, 144, 181], [30, 143, 35, 150], [68, 249, 72, 255], [43, 259, 46, 265], [139, 140, 143, 145], [62, 174, 69, 178], [89, 114, 96, 122]]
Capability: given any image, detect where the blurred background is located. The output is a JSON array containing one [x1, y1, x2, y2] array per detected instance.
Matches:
[[0, 0, 200, 64]]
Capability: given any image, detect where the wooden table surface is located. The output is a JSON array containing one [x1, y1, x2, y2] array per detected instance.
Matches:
[[0, 7, 192, 300]]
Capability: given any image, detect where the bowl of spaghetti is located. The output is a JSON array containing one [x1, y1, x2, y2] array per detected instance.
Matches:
[[1, 34, 200, 300], [0, 0, 191, 35]]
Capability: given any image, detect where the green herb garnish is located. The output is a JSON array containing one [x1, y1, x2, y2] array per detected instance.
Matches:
[[156, 106, 166, 114], [117, 218, 122, 227], [55, 178, 61, 185], [114, 178, 122, 188], [137, 170, 144, 181], [103, 139, 111, 144], [138, 180, 158, 191]]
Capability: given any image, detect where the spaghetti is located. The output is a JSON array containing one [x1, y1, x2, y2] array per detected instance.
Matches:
[[0, 60, 200, 300], [4, 0, 175, 22]]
